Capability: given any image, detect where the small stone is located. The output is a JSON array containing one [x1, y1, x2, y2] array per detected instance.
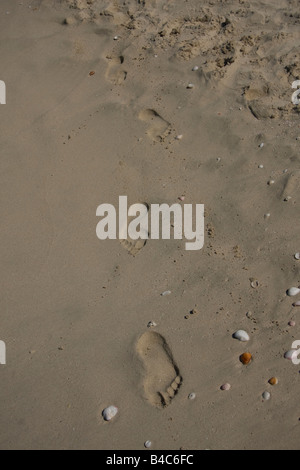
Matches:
[[144, 441, 152, 449], [102, 406, 118, 422], [161, 291, 171, 296], [147, 321, 157, 328], [268, 377, 278, 386], [258, 164, 264, 169], [294, 253, 300, 260], [192, 66, 199, 71], [262, 391, 271, 401], [220, 383, 231, 391], [268, 180, 275, 185], [176, 135, 183, 140], [187, 83, 195, 89], [233, 330, 250, 342], [259, 143, 265, 148], [188, 393, 196, 400], [289, 320, 296, 327], [240, 352, 252, 365]]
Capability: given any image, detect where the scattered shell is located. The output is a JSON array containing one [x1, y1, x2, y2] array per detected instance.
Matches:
[[250, 279, 259, 289], [187, 83, 195, 89], [264, 213, 271, 219], [293, 301, 300, 307], [284, 350, 298, 361], [294, 253, 300, 260], [258, 164, 264, 169], [102, 406, 118, 422], [262, 391, 271, 401], [89, 71, 95, 76], [178, 196, 185, 201], [161, 290, 171, 296], [144, 441, 152, 449], [268, 377, 278, 386], [192, 66, 199, 71], [268, 180, 275, 185], [284, 196, 292, 202], [113, 36, 119, 40], [188, 393, 196, 400], [147, 321, 157, 329], [287, 287, 300, 297], [240, 352, 252, 365], [289, 320, 296, 327], [220, 383, 231, 391], [259, 143, 265, 148], [176, 135, 183, 140], [233, 330, 250, 342]]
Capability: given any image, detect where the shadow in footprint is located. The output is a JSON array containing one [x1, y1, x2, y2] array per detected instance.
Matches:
[[139, 109, 171, 142], [136, 331, 182, 408]]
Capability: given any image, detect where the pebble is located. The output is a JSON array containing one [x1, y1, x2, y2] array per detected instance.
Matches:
[[284, 350, 298, 361], [294, 253, 300, 260], [262, 391, 271, 401], [289, 320, 296, 327], [259, 143, 265, 148], [178, 196, 185, 201], [188, 393, 196, 400], [176, 135, 183, 140], [287, 287, 300, 297], [264, 213, 271, 219], [268, 180, 275, 185], [233, 330, 250, 342], [192, 66, 199, 71], [240, 352, 252, 365], [258, 164, 264, 169], [102, 406, 118, 422], [293, 301, 300, 307], [220, 383, 231, 391], [187, 83, 195, 89], [161, 291, 172, 296], [113, 36, 119, 41], [268, 377, 278, 386], [144, 441, 152, 449], [147, 321, 157, 329]]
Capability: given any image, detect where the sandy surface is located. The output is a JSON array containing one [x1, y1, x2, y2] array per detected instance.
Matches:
[[0, 0, 300, 450]]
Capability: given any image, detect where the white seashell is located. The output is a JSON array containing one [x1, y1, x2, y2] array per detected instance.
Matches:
[[113, 36, 119, 41], [233, 330, 250, 342], [144, 441, 152, 449], [102, 406, 118, 421], [161, 291, 171, 296], [284, 350, 298, 361], [259, 143, 265, 148], [187, 83, 195, 89], [192, 66, 199, 71], [287, 287, 300, 297], [188, 393, 196, 400], [293, 301, 300, 307], [258, 164, 264, 169], [268, 180, 275, 185], [176, 135, 183, 140], [147, 321, 157, 328], [294, 253, 300, 260], [264, 213, 271, 219], [262, 391, 271, 401], [289, 320, 296, 327]]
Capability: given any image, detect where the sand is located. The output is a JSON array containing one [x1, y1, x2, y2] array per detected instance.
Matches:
[[0, 0, 300, 450]]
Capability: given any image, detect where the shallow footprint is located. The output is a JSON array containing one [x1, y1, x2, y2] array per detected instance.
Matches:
[[120, 202, 149, 256], [105, 55, 127, 85], [136, 331, 182, 408], [139, 109, 171, 142], [282, 170, 300, 202]]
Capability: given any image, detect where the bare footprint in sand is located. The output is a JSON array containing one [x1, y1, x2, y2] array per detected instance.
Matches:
[[120, 203, 149, 256], [105, 55, 127, 85], [139, 109, 171, 142], [282, 170, 300, 202], [136, 331, 182, 408]]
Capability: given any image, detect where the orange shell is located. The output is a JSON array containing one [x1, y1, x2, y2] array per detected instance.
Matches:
[[268, 377, 278, 386], [89, 71, 96, 76], [240, 352, 252, 365]]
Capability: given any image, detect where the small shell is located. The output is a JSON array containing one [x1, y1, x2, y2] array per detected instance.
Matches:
[[161, 290, 171, 296], [102, 406, 118, 422], [268, 377, 278, 386], [188, 393, 196, 400], [220, 383, 231, 391], [113, 36, 119, 40], [258, 164, 264, 169], [240, 352, 252, 365], [176, 135, 183, 140], [250, 279, 259, 289], [293, 301, 300, 307], [89, 71, 95, 76], [233, 330, 250, 342], [294, 253, 300, 260], [192, 66, 199, 71], [268, 180, 275, 185], [147, 321, 157, 328], [289, 320, 296, 327], [187, 83, 195, 89], [287, 287, 300, 297], [262, 391, 271, 401], [178, 196, 185, 201], [259, 143, 265, 148], [284, 350, 298, 361], [144, 441, 152, 449]]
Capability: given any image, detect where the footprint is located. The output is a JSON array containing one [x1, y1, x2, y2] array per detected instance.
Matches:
[[139, 109, 171, 142], [105, 55, 127, 85], [282, 170, 300, 202], [120, 203, 149, 256], [136, 331, 182, 408]]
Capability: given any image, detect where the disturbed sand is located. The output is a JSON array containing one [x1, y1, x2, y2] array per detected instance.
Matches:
[[0, 0, 300, 450]]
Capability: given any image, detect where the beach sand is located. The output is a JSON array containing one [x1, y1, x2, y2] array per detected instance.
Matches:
[[0, 0, 299, 450]]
